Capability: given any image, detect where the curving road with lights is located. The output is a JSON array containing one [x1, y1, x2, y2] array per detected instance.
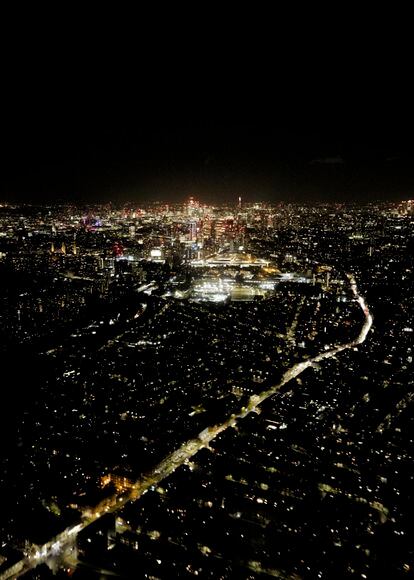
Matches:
[[0, 274, 373, 579]]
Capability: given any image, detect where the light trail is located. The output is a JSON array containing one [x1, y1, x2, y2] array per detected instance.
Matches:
[[0, 275, 373, 579]]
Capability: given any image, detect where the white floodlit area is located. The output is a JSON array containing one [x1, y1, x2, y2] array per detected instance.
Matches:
[[190, 252, 270, 268]]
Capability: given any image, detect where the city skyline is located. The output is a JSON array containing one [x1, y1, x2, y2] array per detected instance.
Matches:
[[3, 17, 414, 576], [0, 197, 413, 577]]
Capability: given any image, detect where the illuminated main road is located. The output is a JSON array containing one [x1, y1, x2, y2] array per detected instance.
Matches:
[[0, 274, 373, 579]]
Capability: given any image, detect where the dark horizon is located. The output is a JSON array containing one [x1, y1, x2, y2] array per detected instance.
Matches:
[[3, 112, 414, 204], [2, 49, 414, 204]]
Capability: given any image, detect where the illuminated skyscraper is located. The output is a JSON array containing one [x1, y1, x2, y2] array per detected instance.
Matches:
[[189, 220, 197, 241]]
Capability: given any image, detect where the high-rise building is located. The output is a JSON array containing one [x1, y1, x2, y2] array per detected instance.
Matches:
[[188, 220, 198, 241]]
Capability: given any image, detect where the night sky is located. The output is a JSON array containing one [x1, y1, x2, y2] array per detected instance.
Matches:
[[2, 35, 413, 204]]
